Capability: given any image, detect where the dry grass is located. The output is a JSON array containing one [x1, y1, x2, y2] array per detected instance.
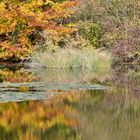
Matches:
[[31, 48, 111, 70]]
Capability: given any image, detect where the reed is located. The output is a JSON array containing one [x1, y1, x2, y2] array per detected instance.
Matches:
[[31, 48, 111, 70]]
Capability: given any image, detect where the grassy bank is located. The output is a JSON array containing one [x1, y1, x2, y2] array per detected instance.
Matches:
[[31, 48, 111, 69]]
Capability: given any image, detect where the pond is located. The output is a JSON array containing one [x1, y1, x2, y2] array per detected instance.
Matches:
[[0, 64, 140, 140]]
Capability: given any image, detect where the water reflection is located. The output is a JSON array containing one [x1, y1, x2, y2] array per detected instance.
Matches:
[[0, 66, 110, 102], [29, 67, 112, 84], [0, 92, 81, 140], [0, 89, 140, 140], [0, 64, 139, 139]]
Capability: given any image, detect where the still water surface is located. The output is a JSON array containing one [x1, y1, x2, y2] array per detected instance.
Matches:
[[0, 64, 140, 140]]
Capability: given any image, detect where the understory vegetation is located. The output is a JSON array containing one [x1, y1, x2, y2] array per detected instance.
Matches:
[[0, 0, 140, 66]]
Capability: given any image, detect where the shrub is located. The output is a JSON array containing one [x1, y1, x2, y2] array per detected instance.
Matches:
[[77, 21, 103, 48]]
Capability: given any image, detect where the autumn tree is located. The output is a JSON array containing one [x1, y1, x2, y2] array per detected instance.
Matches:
[[0, 0, 77, 61]]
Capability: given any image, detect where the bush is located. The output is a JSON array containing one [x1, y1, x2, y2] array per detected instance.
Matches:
[[78, 21, 103, 48]]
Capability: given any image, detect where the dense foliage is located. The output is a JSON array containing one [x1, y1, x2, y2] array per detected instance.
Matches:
[[0, 0, 77, 61], [76, 0, 140, 63], [0, 0, 140, 64]]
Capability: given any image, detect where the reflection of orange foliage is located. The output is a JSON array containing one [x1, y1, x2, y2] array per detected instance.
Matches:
[[46, 90, 80, 105], [0, 69, 35, 83], [0, 92, 81, 139]]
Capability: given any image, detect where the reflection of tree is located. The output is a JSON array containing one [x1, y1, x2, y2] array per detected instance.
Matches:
[[71, 89, 140, 140], [53, 89, 140, 140], [0, 68, 36, 83], [0, 87, 140, 140], [0, 66, 139, 139], [0, 92, 81, 140], [111, 67, 140, 95]]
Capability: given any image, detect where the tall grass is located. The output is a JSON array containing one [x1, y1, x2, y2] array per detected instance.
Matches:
[[31, 48, 111, 70]]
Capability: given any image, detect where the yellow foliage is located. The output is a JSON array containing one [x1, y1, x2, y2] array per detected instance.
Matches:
[[0, 0, 77, 60]]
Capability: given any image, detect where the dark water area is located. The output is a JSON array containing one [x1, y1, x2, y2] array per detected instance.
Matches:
[[0, 64, 140, 140]]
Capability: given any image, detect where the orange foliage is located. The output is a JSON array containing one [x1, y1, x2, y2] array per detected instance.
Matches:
[[0, 0, 77, 60]]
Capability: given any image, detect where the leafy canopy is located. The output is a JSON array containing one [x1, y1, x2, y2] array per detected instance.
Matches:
[[0, 0, 77, 60]]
